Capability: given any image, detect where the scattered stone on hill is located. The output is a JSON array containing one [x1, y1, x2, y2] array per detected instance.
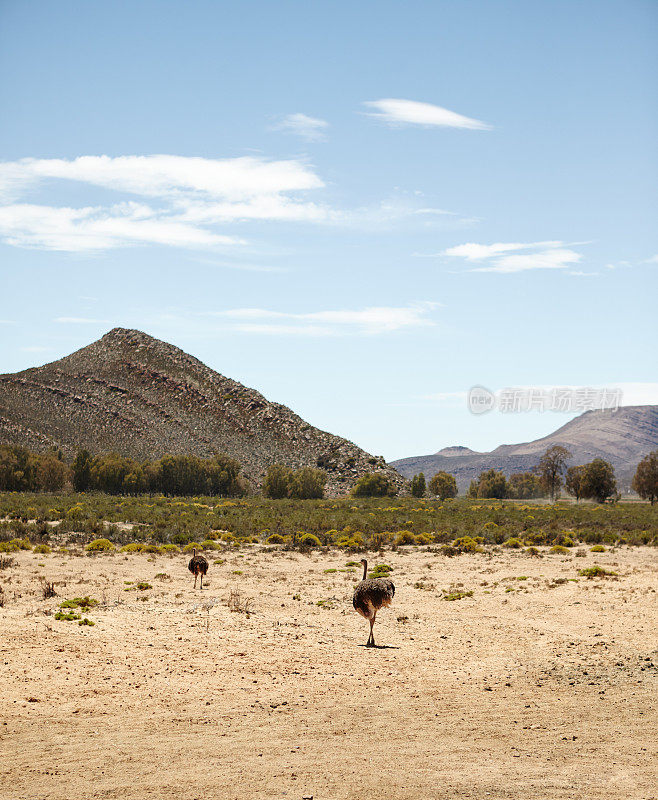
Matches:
[[0, 328, 404, 496]]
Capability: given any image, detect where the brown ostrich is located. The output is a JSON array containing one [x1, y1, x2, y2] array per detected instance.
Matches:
[[352, 558, 395, 647], [188, 548, 209, 589]]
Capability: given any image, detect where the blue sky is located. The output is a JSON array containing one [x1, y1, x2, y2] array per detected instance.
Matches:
[[1, 0, 656, 461]]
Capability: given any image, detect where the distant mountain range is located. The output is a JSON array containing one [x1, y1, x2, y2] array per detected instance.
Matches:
[[0, 328, 403, 495], [392, 405, 658, 492]]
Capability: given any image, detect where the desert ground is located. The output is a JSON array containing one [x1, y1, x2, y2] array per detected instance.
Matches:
[[2, 545, 657, 800]]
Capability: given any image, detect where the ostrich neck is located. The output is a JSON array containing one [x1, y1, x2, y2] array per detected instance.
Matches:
[[362, 561, 368, 581]]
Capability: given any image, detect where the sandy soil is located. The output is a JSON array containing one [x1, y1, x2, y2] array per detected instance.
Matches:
[[1, 545, 657, 800]]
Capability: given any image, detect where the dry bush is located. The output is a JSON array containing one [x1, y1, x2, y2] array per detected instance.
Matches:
[[227, 588, 252, 614], [40, 578, 58, 599]]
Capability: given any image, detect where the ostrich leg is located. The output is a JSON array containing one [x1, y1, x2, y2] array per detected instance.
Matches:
[[368, 612, 377, 647]]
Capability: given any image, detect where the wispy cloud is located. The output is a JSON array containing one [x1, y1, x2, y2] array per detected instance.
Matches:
[[270, 113, 329, 142], [201, 302, 441, 335], [0, 155, 326, 252], [0, 203, 240, 252], [0, 154, 466, 251], [363, 98, 491, 130], [441, 240, 584, 273]]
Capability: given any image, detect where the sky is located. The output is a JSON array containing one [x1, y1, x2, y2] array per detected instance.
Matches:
[[0, 0, 656, 462]]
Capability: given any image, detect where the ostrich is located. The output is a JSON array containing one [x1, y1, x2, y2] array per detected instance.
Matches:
[[188, 548, 209, 589], [352, 558, 395, 647]]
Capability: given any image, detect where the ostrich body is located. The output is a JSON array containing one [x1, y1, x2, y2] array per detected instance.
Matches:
[[188, 548, 209, 589], [352, 558, 395, 647]]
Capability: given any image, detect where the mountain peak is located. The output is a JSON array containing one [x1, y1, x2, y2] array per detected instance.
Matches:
[[393, 405, 658, 492], [0, 329, 402, 495]]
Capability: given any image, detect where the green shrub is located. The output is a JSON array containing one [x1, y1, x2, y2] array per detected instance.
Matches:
[[370, 564, 392, 578], [525, 546, 541, 557], [160, 544, 180, 554], [300, 533, 322, 547], [453, 536, 483, 553], [121, 542, 144, 553], [201, 539, 222, 550], [32, 544, 51, 554], [55, 610, 80, 621], [590, 545, 606, 553], [414, 533, 432, 545], [395, 530, 416, 545], [78, 617, 95, 626], [266, 533, 286, 545], [442, 589, 473, 601], [60, 596, 99, 610], [352, 473, 396, 497], [503, 537, 523, 549], [85, 538, 114, 552], [135, 582, 152, 590], [578, 565, 617, 579], [549, 545, 570, 554]]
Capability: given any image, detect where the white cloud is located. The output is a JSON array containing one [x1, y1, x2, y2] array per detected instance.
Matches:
[[363, 98, 491, 130], [0, 203, 240, 251], [0, 154, 323, 200], [443, 241, 562, 261], [0, 154, 470, 252], [203, 302, 440, 335], [480, 248, 581, 274], [643, 254, 658, 264], [442, 240, 584, 273], [271, 113, 329, 142], [0, 155, 326, 252]]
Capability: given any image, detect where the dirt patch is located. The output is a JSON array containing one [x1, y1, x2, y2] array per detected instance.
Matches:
[[1, 546, 657, 799]]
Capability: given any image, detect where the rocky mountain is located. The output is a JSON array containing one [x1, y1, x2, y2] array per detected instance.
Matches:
[[392, 405, 658, 492], [0, 328, 403, 495]]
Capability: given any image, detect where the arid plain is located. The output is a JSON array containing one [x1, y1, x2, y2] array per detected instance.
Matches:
[[2, 545, 657, 800]]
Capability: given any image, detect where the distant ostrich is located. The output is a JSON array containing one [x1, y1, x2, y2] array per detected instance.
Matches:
[[352, 558, 395, 647], [188, 548, 209, 589]]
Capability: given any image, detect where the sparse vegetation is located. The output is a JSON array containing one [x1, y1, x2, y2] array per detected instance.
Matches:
[[60, 596, 99, 610], [369, 563, 392, 578], [85, 538, 114, 552], [578, 566, 618, 579], [0, 492, 655, 556], [442, 588, 473, 601]]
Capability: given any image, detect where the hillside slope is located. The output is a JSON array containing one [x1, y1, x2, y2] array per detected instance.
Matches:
[[392, 406, 658, 492], [0, 328, 403, 495]]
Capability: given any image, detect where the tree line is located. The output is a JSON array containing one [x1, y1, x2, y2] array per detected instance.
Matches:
[[0, 446, 244, 496], [412, 446, 658, 504], [1, 443, 656, 503]]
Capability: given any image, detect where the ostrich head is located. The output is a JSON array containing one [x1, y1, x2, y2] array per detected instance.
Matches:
[[192, 548, 196, 557]]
